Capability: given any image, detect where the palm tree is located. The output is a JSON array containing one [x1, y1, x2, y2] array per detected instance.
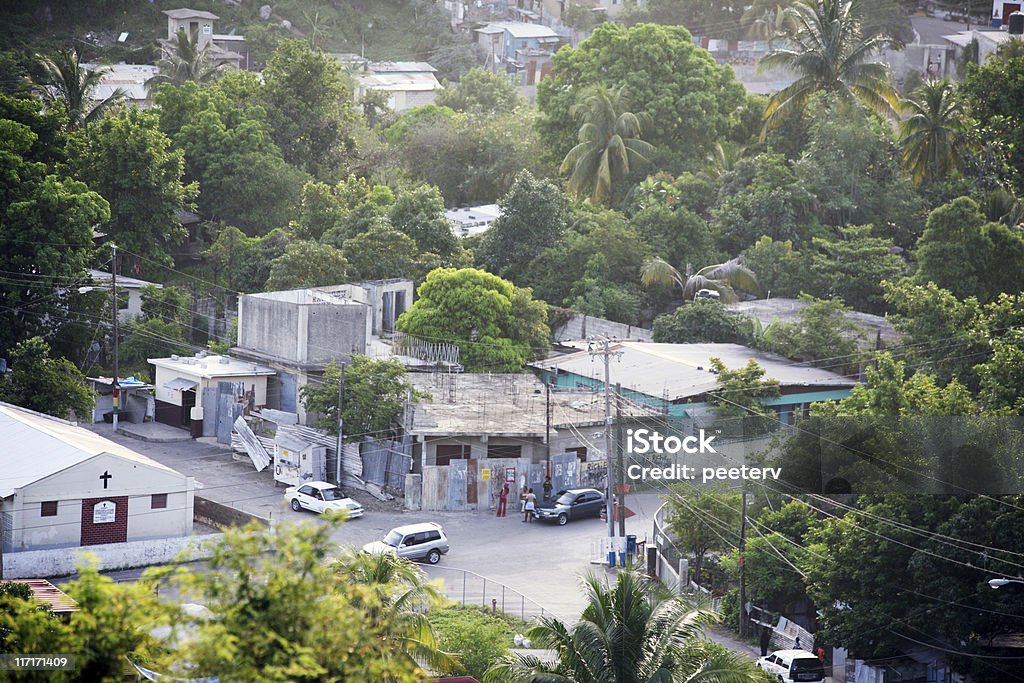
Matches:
[[32, 48, 124, 131], [743, 0, 798, 50], [642, 256, 761, 303], [484, 569, 758, 683], [759, 0, 899, 137], [147, 28, 224, 90], [703, 141, 745, 180], [561, 86, 656, 205], [897, 79, 974, 187], [331, 550, 457, 677]]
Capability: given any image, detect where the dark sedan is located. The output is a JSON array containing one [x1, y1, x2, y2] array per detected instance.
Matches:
[[534, 488, 606, 526]]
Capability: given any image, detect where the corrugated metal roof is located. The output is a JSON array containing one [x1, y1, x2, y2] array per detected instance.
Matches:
[[10, 579, 78, 614], [532, 342, 856, 402], [162, 8, 219, 20], [0, 403, 181, 497]]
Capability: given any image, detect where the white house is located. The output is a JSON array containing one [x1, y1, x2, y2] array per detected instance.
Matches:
[[354, 61, 442, 112], [87, 268, 161, 322], [0, 402, 194, 552], [148, 353, 275, 434], [161, 8, 247, 70], [445, 204, 501, 238]]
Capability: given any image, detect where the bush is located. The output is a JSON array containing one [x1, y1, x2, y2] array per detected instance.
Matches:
[[427, 605, 513, 679]]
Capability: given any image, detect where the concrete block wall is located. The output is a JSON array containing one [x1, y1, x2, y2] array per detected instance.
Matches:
[[553, 313, 653, 343], [2, 533, 224, 579]]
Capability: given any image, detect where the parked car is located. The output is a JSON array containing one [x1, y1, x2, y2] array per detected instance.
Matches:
[[284, 481, 364, 518], [534, 488, 606, 525], [362, 522, 450, 564], [756, 649, 826, 683]]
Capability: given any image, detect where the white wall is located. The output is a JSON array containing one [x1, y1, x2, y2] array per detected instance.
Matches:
[[3, 533, 222, 579], [153, 365, 268, 408], [9, 452, 193, 551]]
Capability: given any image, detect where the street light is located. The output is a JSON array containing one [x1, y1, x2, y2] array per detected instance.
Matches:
[[989, 578, 1024, 589]]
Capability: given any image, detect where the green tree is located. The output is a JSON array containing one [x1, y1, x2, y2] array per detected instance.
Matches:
[[898, 79, 974, 187], [396, 268, 550, 372], [300, 357, 423, 439], [667, 485, 742, 586], [641, 257, 761, 303], [560, 86, 655, 205], [631, 204, 718, 275], [147, 28, 224, 88], [31, 48, 124, 131], [265, 241, 349, 291], [167, 521, 426, 682], [389, 185, 459, 256], [760, 295, 863, 373], [66, 108, 192, 269], [156, 80, 308, 234], [476, 171, 569, 283], [0, 337, 94, 419], [708, 357, 781, 421], [435, 67, 523, 114], [261, 39, 356, 178], [741, 236, 810, 299], [119, 319, 190, 380], [914, 196, 1024, 302], [0, 116, 107, 354], [204, 226, 290, 293], [652, 299, 752, 344], [760, 0, 899, 135], [332, 550, 455, 675], [0, 563, 168, 682], [428, 606, 511, 680], [342, 223, 422, 282], [537, 22, 745, 171], [485, 569, 758, 683], [806, 224, 905, 314], [711, 152, 819, 255], [960, 49, 1024, 186]]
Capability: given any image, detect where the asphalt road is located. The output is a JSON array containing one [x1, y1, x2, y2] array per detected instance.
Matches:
[[911, 13, 973, 44]]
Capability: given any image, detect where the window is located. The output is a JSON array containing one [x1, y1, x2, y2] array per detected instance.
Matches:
[[151, 493, 168, 509], [40, 501, 58, 517], [567, 446, 588, 462], [487, 444, 522, 459], [298, 485, 315, 496], [424, 531, 441, 542], [436, 444, 471, 466]]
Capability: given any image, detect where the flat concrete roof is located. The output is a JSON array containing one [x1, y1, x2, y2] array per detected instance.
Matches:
[[407, 373, 659, 437], [149, 354, 275, 379], [163, 8, 219, 20], [532, 342, 856, 403]]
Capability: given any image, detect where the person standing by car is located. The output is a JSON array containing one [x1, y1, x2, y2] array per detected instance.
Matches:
[[497, 483, 509, 517], [542, 476, 553, 501], [523, 488, 537, 522]]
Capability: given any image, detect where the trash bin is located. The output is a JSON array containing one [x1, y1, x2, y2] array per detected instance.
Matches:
[[626, 535, 637, 556], [607, 549, 617, 567]]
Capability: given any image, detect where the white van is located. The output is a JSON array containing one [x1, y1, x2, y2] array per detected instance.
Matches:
[[756, 649, 826, 682]]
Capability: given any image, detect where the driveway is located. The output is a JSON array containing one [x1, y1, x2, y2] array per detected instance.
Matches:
[[85, 424, 661, 620]]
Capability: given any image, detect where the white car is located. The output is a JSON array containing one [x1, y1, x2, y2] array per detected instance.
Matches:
[[284, 481, 364, 518], [362, 522, 449, 564], [756, 649, 825, 683]]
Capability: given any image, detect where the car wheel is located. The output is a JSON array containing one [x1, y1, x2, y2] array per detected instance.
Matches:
[[558, 513, 568, 526], [290, 499, 302, 512], [426, 549, 441, 564]]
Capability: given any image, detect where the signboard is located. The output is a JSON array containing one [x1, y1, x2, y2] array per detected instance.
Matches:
[[481, 468, 491, 481], [93, 500, 116, 524], [505, 467, 516, 482]]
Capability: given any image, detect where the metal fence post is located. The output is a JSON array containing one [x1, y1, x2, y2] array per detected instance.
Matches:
[[482, 578, 487, 607], [462, 571, 466, 605]]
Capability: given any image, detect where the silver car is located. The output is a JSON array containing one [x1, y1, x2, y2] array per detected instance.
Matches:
[[362, 522, 450, 564]]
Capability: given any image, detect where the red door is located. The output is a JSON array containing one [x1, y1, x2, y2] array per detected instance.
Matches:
[[80, 496, 128, 546]]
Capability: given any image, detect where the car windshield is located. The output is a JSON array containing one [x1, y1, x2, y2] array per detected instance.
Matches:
[[791, 658, 824, 674], [382, 530, 404, 547], [555, 492, 576, 505], [319, 487, 347, 501]]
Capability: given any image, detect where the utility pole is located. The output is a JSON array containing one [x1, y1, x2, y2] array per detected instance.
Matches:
[[588, 339, 621, 543], [335, 364, 345, 486], [738, 485, 749, 638], [545, 379, 552, 477], [615, 382, 626, 538], [111, 243, 120, 431]]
